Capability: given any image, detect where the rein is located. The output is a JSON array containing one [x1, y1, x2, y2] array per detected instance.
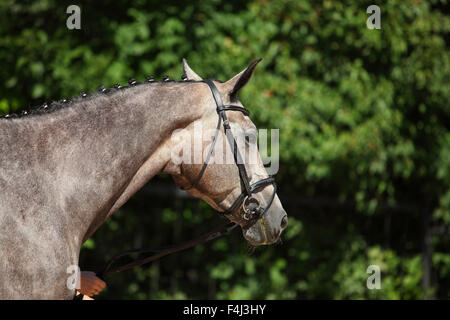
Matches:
[[74, 222, 238, 300], [98, 222, 238, 279]]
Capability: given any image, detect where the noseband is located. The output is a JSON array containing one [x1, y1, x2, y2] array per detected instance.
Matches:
[[184, 80, 277, 224]]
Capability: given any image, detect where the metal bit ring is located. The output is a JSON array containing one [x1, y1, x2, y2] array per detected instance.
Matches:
[[242, 196, 260, 220]]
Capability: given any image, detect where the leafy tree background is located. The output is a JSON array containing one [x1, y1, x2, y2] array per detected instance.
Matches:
[[0, 0, 449, 299]]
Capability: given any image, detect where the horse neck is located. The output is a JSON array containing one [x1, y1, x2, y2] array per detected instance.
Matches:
[[12, 82, 207, 248]]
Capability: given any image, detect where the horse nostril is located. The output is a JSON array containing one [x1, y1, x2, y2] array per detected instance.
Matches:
[[280, 215, 288, 229]]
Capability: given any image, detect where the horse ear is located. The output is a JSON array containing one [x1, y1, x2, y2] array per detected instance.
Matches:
[[182, 58, 203, 81], [223, 58, 262, 97]]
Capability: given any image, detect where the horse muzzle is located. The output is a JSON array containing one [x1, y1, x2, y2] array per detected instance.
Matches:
[[242, 208, 287, 246]]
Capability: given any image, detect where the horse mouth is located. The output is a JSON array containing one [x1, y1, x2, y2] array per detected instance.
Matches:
[[241, 218, 281, 246]]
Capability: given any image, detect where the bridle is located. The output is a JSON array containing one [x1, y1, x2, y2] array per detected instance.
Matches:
[[184, 79, 277, 225], [75, 79, 278, 299]]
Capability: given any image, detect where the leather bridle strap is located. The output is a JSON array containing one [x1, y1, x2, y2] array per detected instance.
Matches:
[[184, 80, 252, 194], [183, 112, 222, 190], [185, 80, 276, 223], [211, 84, 253, 197]]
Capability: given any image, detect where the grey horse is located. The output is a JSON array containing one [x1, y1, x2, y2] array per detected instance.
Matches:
[[0, 59, 288, 299]]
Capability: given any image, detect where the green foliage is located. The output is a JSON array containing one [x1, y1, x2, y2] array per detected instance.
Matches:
[[1, 0, 449, 299]]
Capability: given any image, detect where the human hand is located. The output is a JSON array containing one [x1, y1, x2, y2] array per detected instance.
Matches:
[[77, 271, 106, 297]]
